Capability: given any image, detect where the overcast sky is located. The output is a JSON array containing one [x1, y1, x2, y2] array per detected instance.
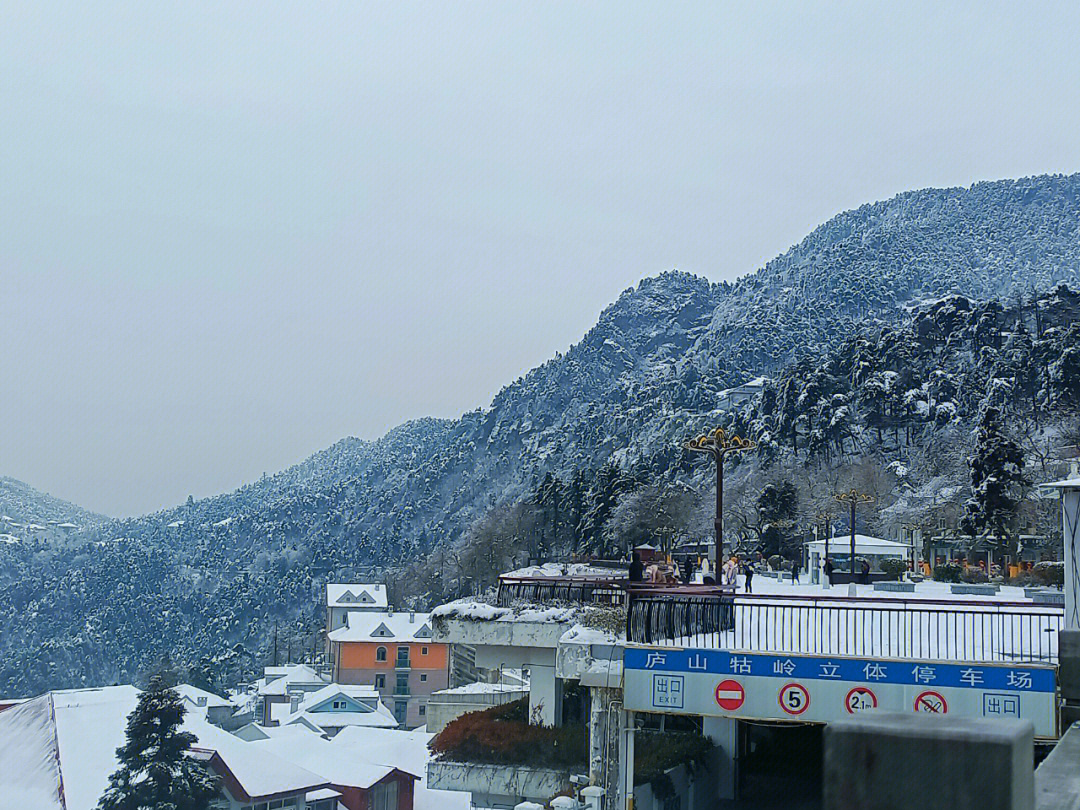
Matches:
[[3, 2, 1080, 517]]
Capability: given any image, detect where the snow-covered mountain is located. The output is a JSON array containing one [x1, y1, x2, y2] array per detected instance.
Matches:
[[2, 173, 1080, 695]]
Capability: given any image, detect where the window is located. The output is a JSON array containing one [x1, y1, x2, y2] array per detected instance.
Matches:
[[396, 645, 410, 665], [376, 646, 387, 662], [332, 699, 346, 710], [420, 673, 427, 682], [375, 674, 386, 689], [395, 673, 409, 695], [418, 704, 426, 716], [394, 701, 407, 724], [372, 779, 399, 810], [421, 646, 429, 655]]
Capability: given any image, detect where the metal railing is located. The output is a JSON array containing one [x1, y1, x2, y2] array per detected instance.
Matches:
[[496, 575, 626, 607], [626, 590, 1064, 663]]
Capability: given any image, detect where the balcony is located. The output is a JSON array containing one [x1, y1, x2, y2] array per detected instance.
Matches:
[[395, 657, 411, 670], [393, 685, 411, 697]]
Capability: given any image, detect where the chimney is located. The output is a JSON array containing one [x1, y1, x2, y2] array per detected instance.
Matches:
[[409, 611, 415, 624]]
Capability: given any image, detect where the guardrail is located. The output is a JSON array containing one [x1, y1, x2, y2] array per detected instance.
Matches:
[[626, 590, 1064, 663], [496, 575, 627, 607]]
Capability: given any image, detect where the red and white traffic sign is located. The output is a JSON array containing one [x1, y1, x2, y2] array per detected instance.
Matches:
[[714, 679, 745, 711], [914, 690, 948, 714], [778, 683, 810, 715], [845, 686, 878, 713]]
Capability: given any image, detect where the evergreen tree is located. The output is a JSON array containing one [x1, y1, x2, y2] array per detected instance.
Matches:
[[97, 676, 218, 810], [961, 406, 1028, 560]]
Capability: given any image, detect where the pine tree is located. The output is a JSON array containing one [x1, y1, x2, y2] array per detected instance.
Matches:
[[97, 676, 218, 810], [961, 406, 1028, 561]]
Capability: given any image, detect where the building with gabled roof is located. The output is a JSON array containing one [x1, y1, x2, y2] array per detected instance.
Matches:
[[265, 683, 399, 737], [327, 583, 388, 631], [327, 610, 449, 728], [253, 730, 418, 810], [0, 685, 331, 810]]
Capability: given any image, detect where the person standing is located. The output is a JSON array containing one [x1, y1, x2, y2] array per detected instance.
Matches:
[[742, 559, 755, 593], [722, 556, 739, 588], [629, 550, 645, 583], [824, 557, 835, 587], [860, 558, 871, 584], [791, 552, 801, 584]]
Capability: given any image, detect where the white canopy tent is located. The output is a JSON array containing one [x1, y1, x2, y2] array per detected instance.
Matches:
[[804, 534, 913, 582]]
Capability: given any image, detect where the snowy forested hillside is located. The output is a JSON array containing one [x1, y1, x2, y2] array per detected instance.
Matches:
[[2, 173, 1080, 696]]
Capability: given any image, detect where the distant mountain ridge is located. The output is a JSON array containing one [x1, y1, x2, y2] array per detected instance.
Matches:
[[0, 477, 106, 530], [2, 172, 1079, 695]]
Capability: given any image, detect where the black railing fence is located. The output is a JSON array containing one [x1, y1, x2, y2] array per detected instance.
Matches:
[[626, 590, 1064, 663], [496, 575, 626, 607]]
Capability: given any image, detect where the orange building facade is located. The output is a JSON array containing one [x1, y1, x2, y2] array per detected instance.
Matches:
[[328, 611, 448, 728]]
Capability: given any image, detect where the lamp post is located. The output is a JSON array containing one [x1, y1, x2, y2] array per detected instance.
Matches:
[[815, 510, 833, 588], [684, 427, 757, 569], [834, 489, 875, 576]]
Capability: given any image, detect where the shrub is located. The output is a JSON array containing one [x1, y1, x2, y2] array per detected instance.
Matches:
[[960, 566, 989, 584], [429, 698, 584, 769], [1033, 561, 1065, 588], [634, 729, 715, 788], [933, 563, 963, 583], [879, 558, 908, 581]]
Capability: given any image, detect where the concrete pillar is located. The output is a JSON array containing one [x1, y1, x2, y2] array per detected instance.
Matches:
[[702, 715, 738, 801], [530, 663, 563, 726], [587, 686, 621, 802], [1060, 487, 1080, 631], [622, 711, 636, 810], [824, 712, 1034, 810]]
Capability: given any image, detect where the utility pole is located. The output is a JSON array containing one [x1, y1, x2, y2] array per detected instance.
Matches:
[[834, 489, 875, 576], [273, 621, 279, 667], [684, 427, 757, 569]]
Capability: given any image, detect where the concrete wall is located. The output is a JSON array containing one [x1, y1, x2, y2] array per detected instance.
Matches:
[[425, 689, 528, 734], [427, 761, 571, 809]]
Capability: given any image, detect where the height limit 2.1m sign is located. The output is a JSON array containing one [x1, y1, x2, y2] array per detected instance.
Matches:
[[624, 647, 1057, 737]]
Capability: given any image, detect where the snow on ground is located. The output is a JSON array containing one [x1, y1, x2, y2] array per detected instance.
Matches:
[[331, 726, 470, 810], [504, 562, 627, 579], [431, 599, 580, 624]]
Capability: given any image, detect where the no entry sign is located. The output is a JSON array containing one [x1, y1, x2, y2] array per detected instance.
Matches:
[[714, 679, 745, 710]]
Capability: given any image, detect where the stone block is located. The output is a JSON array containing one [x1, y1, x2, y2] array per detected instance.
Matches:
[[873, 581, 916, 592], [951, 584, 1001, 595], [1033, 592, 1065, 606], [824, 712, 1034, 810]]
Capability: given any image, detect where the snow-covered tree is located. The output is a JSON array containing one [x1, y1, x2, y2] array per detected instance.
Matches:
[[97, 676, 218, 810], [961, 406, 1028, 559]]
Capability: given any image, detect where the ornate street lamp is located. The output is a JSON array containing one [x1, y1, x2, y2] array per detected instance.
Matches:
[[834, 488, 875, 576], [684, 427, 757, 568]]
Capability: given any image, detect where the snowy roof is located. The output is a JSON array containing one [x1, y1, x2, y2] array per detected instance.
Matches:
[[1042, 477, 1080, 489], [174, 683, 232, 710], [327, 610, 433, 643], [257, 664, 329, 696], [185, 714, 329, 800], [253, 733, 416, 790], [804, 534, 912, 554], [431, 681, 527, 696], [295, 683, 381, 714], [326, 583, 387, 609], [331, 726, 470, 810]]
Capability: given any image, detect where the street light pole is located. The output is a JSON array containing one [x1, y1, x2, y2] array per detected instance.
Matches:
[[834, 488, 875, 576], [684, 427, 757, 571], [815, 510, 833, 588]]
